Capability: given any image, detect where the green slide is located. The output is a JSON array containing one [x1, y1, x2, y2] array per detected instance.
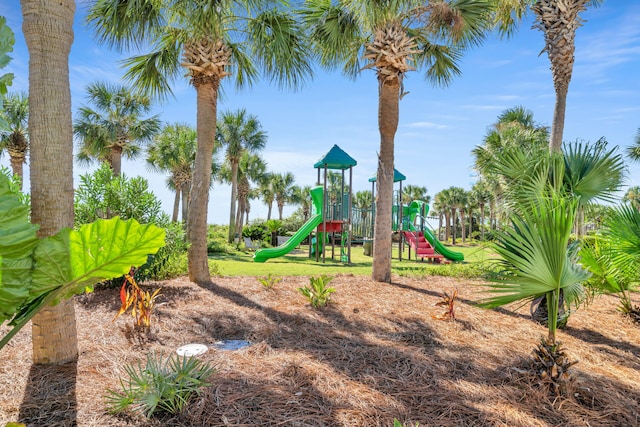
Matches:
[[254, 186, 324, 263], [407, 200, 464, 262]]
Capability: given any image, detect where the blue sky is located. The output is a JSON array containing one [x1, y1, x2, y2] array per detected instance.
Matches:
[[2, 1, 640, 224]]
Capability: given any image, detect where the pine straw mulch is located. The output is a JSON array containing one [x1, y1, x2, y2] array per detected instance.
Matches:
[[1, 274, 639, 427]]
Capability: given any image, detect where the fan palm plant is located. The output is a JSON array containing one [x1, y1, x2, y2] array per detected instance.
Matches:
[[580, 204, 640, 322], [479, 152, 590, 395]]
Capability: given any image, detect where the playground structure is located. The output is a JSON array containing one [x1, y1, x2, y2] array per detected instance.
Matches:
[[254, 145, 355, 263], [253, 145, 463, 263]]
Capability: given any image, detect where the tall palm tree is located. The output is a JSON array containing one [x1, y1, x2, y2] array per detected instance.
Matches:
[[448, 186, 467, 245], [217, 109, 267, 242], [219, 152, 267, 238], [22, 0, 77, 364], [471, 179, 492, 241], [402, 184, 429, 205], [291, 184, 313, 222], [235, 153, 267, 236], [146, 123, 197, 223], [0, 92, 29, 188], [88, 0, 312, 283], [530, 0, 599, 151], [434, 189, 452, 242], [73, 81, 161, 176], [272, 171, 296, 220], [302, 0, 497, 282]]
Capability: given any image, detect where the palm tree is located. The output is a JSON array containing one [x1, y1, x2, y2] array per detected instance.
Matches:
[[73, 81, 160, 176], [474, 106, 548, 179], [146, 123, 197, 222], [402, 184, 429, 205], [291, 185, 313, 222], [471, 179, 492, 241], [272, 172, 296, 220], [235, 153, 267, 237], [302, 0, 497, 282], [217, 109, 267, 243], [22, 0, 78, 364], [0, 92, 29, 188], [449, 187, 467, 245], [88, 0, 312, 283], [219, 152, 267, 239], [258, 173, 277, 221], [530, 0, 599, 151], [623, 186, 640, 211], [434, 189, 452, 242], [625, 128, 640, 162]]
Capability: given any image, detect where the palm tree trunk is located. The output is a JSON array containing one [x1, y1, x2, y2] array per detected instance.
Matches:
[[267, 202, 272, 220], [110, 145, 123, 176], [480, 203, 485, 241], [372, 76, 400, 283], [228, 161, 239, 243], [278, 202, 284, 220], [181, 182, 190, 223], [461, 210, 466, 243], [172, 187, 180, 222], [187, 81, 219, 283], [451, 208, 457, 245], [22, 0, 78, 364], [444, 212, 450, 241], [550, 84, 568, 152], [9, 155, 24, 189]]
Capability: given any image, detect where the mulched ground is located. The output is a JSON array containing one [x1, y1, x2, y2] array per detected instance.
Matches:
[[1, 274, 639, 427]]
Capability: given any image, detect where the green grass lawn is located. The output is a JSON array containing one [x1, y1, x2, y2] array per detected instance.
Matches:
[[209, 241, 498, 278]]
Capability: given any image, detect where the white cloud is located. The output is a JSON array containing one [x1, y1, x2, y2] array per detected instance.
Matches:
[[406, 121, 448, 130]]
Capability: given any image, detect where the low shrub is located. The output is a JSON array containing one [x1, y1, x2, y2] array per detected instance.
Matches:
[[298, 275, 335, 308], [105, 352, 214, 417]]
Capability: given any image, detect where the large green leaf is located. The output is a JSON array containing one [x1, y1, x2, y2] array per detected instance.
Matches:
[[0, 175, 39, 323], [1, 216, 165, 349]]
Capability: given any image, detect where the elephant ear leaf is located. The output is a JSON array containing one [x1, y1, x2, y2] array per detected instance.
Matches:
[[0, 174, 39, 323], [32, 216, 166, 302], [2, 216, 165, 349]]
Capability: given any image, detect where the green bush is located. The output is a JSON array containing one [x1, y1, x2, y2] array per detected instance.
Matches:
[[136, 222, 189, 281], [207, 224, 234, 253], [242, 222, 268, 242], [105, 352, 214, 417], [75, 163, 169, 226]]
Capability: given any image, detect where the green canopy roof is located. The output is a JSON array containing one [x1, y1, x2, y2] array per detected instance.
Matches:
[[314, 144, 357, 170], [368, 168, 406, 183]]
